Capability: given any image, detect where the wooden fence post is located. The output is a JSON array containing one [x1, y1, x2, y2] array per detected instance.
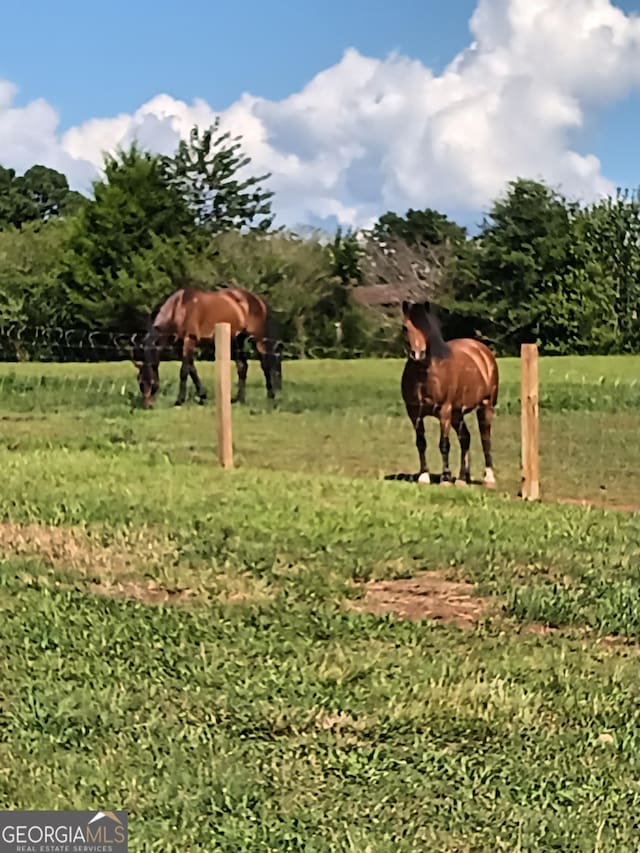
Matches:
[[215, 322, 233, 469], [520, 343, 539, 500]]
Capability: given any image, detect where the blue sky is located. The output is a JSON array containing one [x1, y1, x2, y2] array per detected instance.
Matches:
[[2, 0, 478, 123], [1, 0, 639, 229]]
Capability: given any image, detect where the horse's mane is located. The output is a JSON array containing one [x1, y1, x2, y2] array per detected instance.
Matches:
[[147, 288, 181, 328], [408, 302, 451, 360], [148, 297, 166, 327], [147, 282, 206, 332]]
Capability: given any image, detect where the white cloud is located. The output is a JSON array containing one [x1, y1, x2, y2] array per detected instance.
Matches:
[[1, 0, 640, 228]]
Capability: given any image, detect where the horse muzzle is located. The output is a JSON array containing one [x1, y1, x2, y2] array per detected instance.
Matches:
[[410, 349, 428, 363]]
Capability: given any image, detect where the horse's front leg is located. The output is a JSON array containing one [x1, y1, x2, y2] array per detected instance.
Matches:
[[175, 358, 189, 406], [439, 406, 453, 485], [188, 337, 207, 405], [415, 416, 430, 485]]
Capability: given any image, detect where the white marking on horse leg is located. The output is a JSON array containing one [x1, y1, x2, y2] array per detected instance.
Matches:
[[417, 472, 431, 485], [484, 467, 496, 488]]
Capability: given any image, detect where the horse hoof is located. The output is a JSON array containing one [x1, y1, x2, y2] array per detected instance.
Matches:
[[455, 479, 468, 488], [198, 397, 206, 406], [417, 472, 431, 485], [174, 400, 183, 407], [484, 468, 497, 489]]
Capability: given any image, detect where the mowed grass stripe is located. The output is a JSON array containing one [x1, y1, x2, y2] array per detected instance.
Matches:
[[1, 357, 640, 849], [0, 356, 639, 507], [2, 576, 640, 851]]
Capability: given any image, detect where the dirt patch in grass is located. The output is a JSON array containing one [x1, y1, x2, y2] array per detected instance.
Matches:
[[556, 496, 640, 514], [0, 520, 175, 576], [86, 579, 196, 605], [348, 572, 492, 629], [349, 573, 640, 647], [85, 574, 275, 608], [0, 521, 276, 608]]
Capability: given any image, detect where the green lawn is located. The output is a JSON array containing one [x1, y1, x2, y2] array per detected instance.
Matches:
[[1, 356, 640, 850], [0, 355, 639, 506]]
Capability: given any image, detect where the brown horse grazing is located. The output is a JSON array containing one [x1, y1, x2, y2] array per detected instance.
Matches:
[[133, 286, 283, 409], [400, 300, 499, 488]]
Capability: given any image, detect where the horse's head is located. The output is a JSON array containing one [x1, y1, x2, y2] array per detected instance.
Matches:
[[402, 300, 430, 362], [132, 358, 160, 409], [133, 329, 164, 408], [402, 300, 449, 363]]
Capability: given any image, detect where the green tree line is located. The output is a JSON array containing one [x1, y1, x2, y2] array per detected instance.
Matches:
[[1, 120, 639, 358]]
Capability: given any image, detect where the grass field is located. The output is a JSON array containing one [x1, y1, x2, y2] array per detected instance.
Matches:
[[1, 354, 639, 506], [1, 356, 640, 850]]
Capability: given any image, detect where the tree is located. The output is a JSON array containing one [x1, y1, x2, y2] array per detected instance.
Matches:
[[575, 189, 640, 352], [165, 121, 274, 235], [0, 218, 74, 357], [329, 227, 363, 288], [183, 228, 375, 355], [369, 209, 478, 296], [372, 208, 466, 247], [18, 165, 86, 222], [357, 207, 481, 341], [0, 167, 22, 229], [0, 164, 85, 229], [478, 179, 576, 353], [473, 177, 640, 355], [61, 144, 194, 330]]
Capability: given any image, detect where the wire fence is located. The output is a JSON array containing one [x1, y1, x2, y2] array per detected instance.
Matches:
[[0, 324, 401, 363], [0, 327, 639, 511]]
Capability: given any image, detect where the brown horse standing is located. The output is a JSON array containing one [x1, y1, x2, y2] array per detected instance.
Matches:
[[134, 286, 283, 409], [401, 300, 498, 487]]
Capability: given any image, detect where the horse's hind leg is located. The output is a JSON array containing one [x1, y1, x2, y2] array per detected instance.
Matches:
[[231, 335, 248, 404], [175, 355, 189, 407], [477, 403, 496, 488], [189, 360, 206, 404], [175, 336, 204, 406], [453, 413, 471, 486]]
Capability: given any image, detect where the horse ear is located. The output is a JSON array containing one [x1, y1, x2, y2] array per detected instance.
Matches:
[[423, 300, 431, 313], [401, 300, 409, 315]]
